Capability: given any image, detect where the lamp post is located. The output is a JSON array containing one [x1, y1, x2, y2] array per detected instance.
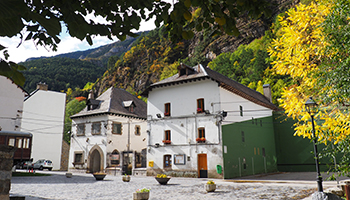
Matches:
[[305, 97, 323, 192]]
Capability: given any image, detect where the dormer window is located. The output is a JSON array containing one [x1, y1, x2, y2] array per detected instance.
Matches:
[[123, 100, 136, 113], [87, 99, 100, 110], [177, 63, 196, 77]]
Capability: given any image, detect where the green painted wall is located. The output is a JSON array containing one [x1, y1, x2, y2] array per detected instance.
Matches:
[[222, 116, 278, 179], [273, 112, 329, 172]]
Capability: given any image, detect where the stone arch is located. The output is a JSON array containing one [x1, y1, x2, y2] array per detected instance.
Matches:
[[88, 145, 104, 173]]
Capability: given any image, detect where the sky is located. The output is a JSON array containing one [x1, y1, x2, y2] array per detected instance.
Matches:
[[0, 14, 158, 63]]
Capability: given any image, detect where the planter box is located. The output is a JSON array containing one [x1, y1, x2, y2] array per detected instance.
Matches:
[[122, 176, 131, 182], [205, 184, 216, 192], [155, 177, 171, 185], [133, 192, 149, 200]]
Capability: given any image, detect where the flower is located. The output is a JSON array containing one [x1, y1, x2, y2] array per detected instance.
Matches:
[[156, 174, 168, 178], [164, 112, 170, 116], [196, 138, 206, 142], [136, 188, 150, 193], [162, 140, 171, 144], [124, 174, 130, 177], [197, 108, 203, 112], [207, 180, 215, 185], [93, 171, 106, 175]]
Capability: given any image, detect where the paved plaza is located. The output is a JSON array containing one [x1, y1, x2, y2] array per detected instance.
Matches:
[[9, 171, 346, 200]]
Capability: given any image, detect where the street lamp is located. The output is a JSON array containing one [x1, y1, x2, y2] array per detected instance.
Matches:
[[305, 97, 323, 192]]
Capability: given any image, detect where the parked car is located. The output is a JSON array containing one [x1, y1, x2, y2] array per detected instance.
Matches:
[[32, 159, 53, 171], [15, 161, 33, 169]]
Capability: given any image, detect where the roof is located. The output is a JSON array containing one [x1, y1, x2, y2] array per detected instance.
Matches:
[[141, 64, 278, 111], [71, 87, 147, 119], [0, 131, 32, 137]]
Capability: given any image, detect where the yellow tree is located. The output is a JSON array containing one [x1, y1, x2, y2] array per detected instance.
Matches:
[[268, 1, 349, 144]]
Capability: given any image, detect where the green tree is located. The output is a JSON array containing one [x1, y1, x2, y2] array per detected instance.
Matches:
[[64, 99, 86, 144]]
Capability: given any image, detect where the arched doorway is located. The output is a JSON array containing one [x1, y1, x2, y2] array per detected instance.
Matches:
[[88, 145, 104, 173]]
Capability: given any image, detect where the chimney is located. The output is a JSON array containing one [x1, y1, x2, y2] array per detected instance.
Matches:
[[36, 82, 48, 91], [263, 84, 272, 103], [88, 90, 94, 100]]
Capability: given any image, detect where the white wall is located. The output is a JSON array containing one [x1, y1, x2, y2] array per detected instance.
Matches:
[[21, 90, 66, 170], [218, 88, 273, 125], [147, 79, 223, 174], [68, 114, 147, 170], [0, 76, 26, 131]]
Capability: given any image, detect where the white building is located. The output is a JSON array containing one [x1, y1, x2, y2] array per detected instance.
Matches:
[[21, 83, 66, 170], [0, 76, 28, 131], [142, 64, 277, 178], [69, 87, 147, 174]]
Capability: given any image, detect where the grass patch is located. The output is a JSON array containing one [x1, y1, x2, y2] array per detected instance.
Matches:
[[12, 172, 51, 177]]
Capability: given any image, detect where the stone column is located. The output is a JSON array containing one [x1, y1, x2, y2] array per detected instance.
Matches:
[[0, 145, 16, 200]]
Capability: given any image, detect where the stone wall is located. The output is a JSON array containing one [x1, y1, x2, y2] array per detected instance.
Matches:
[[0, 145, 16, 200], [60, 141, 69, 171]]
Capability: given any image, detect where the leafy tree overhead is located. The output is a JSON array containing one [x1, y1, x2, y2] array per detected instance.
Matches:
[[0, 0, 270, 86]]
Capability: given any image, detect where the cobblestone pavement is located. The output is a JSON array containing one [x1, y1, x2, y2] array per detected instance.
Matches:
[[10, 171, 343, 200]]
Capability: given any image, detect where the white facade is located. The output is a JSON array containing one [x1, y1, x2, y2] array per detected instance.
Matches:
[[21, 89, 66, 170], [0, 76, 27, 131], [68, 114, 147, 173], [68, 87, 148, 174], [146, 64, 275, 178]]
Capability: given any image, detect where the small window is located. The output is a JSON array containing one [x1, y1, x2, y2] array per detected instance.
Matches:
[[112, 123, 122, 135], [8, 137, 15, 146], [163, 130, 171, 144], [135, 125, 141, 135], [92, 122, 101, 135], [74, 152, 84, 164], [240, 105, 243, 117], [164, 154, 172, 169], [164, 103, 171, 116], [197, 128, 206, 143], [241, 131, 245, 142], [23, 138, 30, 149], [17, 138, 22, 148], [129, 105, 134, 112], [262, 148, 266, 157], [110, 150, 120, 166], [77, 124, 85, 136], [197, 98, 204, 113]]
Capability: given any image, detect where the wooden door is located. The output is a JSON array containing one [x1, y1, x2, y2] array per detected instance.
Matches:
[[198, 154, 208, 178]]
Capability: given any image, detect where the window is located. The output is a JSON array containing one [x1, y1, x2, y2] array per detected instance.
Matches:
[[135, 125, 141, 135], [164, 103, 171, 116], [196, 128, 206, 143], [112, 123, 122, 135], [241, 131, 245, 142], [8, 137, 15, 146], [110, 150, 120, 166], [129, 105, 134, 112], [163, 130, 171, 144], [16, 138, 22, 148], [23, 138, 30, 149], [197, 98, 204, 113], [74, 152, 84, 164], [91, 122, 101, 135], [77, 124, 85, 136], [240, 105, 243, 117], [163, 154, 172, 169]]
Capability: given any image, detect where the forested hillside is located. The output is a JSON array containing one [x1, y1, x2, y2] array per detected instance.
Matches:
[[21, 57, 106, 93]]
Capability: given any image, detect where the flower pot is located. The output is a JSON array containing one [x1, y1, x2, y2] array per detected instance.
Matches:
[[122, 176, 131, 182], [133, 192, 149, 200], [155, 177, 171, 185], [93, 173, 106, 181], [205, 184, 216, 192], [65, 172, 72, 178]]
